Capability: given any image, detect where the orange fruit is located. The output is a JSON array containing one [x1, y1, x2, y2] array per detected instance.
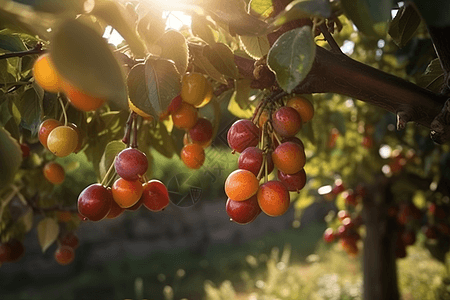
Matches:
[[32, 53, 62, 93], [224, 169, 259, 201], [61, 80, 105, 112], [171, 102, 198, 129], [181, 143, 205, 169], [111, 178, 144, 208], [286, 96, 314, 123], [257, 180, 290, 217], [43, 162, 65, 184], [47, 126, 79, 157]]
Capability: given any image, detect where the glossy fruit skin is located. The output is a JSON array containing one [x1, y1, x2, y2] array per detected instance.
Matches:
[[227, 119, 260, 153], [181, 143, 205, 169], [172, 102, 198, 129], [141, 180, 170, 212], [0, 239, 24, 263], [54, 246, 75, 265], [60, 232, 79, 249], [323, 228, 335, 243], [226, 195, 261, 224], [281, 136, 304, 149], [112, 178, 144, 208], [20, 143, 30, 158], [106, 198, 126, 218], [78, 184, 112, 221], [115, 148, 148, 181], [286, 96, 314, 123], [272, 142, 306, 175], [47, 126, 79, 157], [168, 94, 183, 113], [183, 133, 212, 148], [225, 169, 259, 201], [39, 119, 62, 149], [189, 118, 213, 144], [33, 53, 61, 93], [257, 180, 290, 217], [61, 80, 105, 112], [238, 147, 274, 177], [277, 169, 306, 192], [272, 107, 302, 137], [67, 123, 84, 153], [181, 73, 213, 107], [43, 162, 65, 184]]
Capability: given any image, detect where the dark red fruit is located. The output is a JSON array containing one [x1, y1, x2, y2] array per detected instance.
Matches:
[[127, 198, 143, 211], [60, 232, 79, 249], [115, 148, 148, 181], [277, 169, 306, 192], [227, 119, 260, 153], [226, 195, 261, 224], [238, 147, 274, 177], [0, 239, 24, 263], [106, 199, 125, 219], [323, 228, 335, 243], [272, 106, 302, 137], [54, 246, 75, 265], [168, 94, 183, 113], [141, 180, 170, 212], [342, 217, 354, 229], [336, 225, 348, 238], [280, 136, 304, 149], [20, 143, 30, 158], [344, 190, 357, 206], [189, 117, 213, 144], [401, 230, 416, 246], [337, 210, 350, 222], [78, 184, 112, 221], [331, 180, 345, 195]]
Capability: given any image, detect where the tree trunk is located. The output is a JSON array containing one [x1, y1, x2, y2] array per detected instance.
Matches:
[[362, 177, 400, 300]]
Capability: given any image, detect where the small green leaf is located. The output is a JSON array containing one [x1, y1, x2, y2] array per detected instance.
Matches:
[[271, 0, 331, 28], [190, 45, 227, 84], [37, 217, 59, 253], [233, 78, 253, 109], [92, 1, 146, 58], [191, 14, 217, 45], [416, 58, 445, 93], [137, 10, 166, 49], [249, 0, 274, 18], [203, 43, 239, 79], [128, 63, 154, 117], [0, 29, 27, 51], [145, 58, 182, 116], [51, 18, 127, 109], [159, 30, 189, 75], [20, 208, 33, 232], [15, 84, 43, 135], [149, 121, 175, 158], [267, 26, 316, 93], [99, 140, 126, 182], [388, 5, 421, 47], [238, 35, 270, 60], [0, 126, 22, 186]]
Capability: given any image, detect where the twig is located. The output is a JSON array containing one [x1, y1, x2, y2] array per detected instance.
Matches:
[[318, 22, 342, 54], [0, 43, 45, 60]]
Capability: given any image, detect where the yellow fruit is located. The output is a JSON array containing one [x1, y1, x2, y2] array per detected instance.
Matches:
[[181, 73, 213, 107], [32, 53, 62, 93], [47, 126, 79, 157]]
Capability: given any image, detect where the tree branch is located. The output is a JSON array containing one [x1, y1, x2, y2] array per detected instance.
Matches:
[[0, 43, 45, 60]]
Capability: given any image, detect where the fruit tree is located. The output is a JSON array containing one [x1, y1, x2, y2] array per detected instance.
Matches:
[[1, 0, 450, 299]]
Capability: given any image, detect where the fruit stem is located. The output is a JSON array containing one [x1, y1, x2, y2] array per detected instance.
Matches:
[[131, 113, 139, 148], [58, 96, 68, 126], [264, 153, 268, 183], [257, 155, 266, 181], [0, 42, 45, 60], [122, 112, 136, 147], [101, 157, 116, 187], [273, 131, 282, 146]]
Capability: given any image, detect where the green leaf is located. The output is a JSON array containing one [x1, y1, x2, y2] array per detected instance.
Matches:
[[99, 140, 126, 182], [127, 63, 154, 116], [191, 14, 217, 45], [388, 5, 421, 48], [159, 30, 189, 75], [20, 208, 33, 233], [0, 59, 18, 84], [271, 0, 331, 28], [92, 1, 146, 58], [148, 121, 175, 158], [190, 45, 227, 84], [0, 29, 27, 52], [203, 43, 240, 79], [0, 126, 22, 186], [15, 83, 43, 135], [51, 18, 127, 109], [137, 10, 166, 49], [37, 217, 59, 253], [145, 58, 182, 116], [267, 26, 316, 93], [227, 96, 255, 119], [238, 35, 270, 60], [249, 0, 274, 18], [416, 58, 445, 93], [233, 78, 253, 109], [341, 0, 391, 36]]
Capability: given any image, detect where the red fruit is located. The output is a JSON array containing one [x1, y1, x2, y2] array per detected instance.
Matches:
[[112, 178, 144, 208], [327, 128, 339, 148], [362, 136, 373, 148], [181, 143, 205, 169], [272, 142, 306, 175], [0, 239, 24, 263], [60, 232, 79, 249], [54, 246, 75, 265], [168, 94, 183, 113], [277, 169, 306, 192], [272, 106, 302, 137], [336, 225, 348, 238], [78, 184, 113, 221], [127, 198, 143, 211], [227, 119, 260, 153], [401, 231, 416, 246], [38, 119, 62, 149], [226, 195, 261, 225], [20, 143, 30, 158], [342, 217, 354, 229], [323, 228, 335, 243], [331, 180, 345, 195], [106, 199, 125, 219], [281, 136, 304, 149], [257, 180, 290, 217], [189, 118, 213, 144], [238, 147, 274, 177], [114, 148, 148, 181], [344, 190, 357, 206], [141, 180, 170, 212], [337, 210, 350, 221]]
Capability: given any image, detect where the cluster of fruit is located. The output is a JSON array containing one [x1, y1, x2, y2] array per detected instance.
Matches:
[[54, 231, 79, 265], [224, 95, 314, 224], [38, 118, 83, 157], [78, 147, 170, 222], [33, 53, 106, 112]]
